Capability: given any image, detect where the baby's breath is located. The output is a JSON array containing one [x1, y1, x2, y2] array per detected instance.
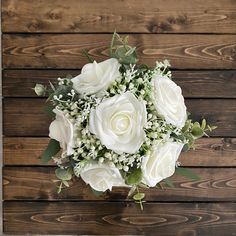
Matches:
[[49, 61, 185, 173]]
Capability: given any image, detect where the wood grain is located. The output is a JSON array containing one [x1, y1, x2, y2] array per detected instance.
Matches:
[[4, 202, 236, 235], [3, 98, 236, 137], [3, 167, 236, 201], [3, 69, 236, 98], [2, 0, 236, 33], [3, 99, 52, 137], [3, 137, 54, 166], [2, 0, 236, 235], [3, 137, 236, 167], [3, 34, 236, 69]]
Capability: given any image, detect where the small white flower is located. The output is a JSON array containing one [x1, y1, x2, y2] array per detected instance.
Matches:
[[49, 109, 75, 156], [142, 141, 184, 187], [80, 162, 127, 192], [72, 58, 121, 96], [152, 76, 187, 128], [89, 92, 147, 154]]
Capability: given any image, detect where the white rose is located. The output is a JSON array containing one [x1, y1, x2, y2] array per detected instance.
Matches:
[[152, 75, 187, 128], [49, 109, 75, 156], [89, 92, 147, 154], [72, 58, 121, 96], [142, 141, 184, 187], [80, 162, 126, 192]]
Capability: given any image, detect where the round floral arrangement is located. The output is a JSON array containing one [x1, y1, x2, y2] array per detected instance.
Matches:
[[34, 33, 215, 209]]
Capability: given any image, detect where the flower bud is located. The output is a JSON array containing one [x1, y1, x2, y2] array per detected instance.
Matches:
[[33, 84, 46, 96]]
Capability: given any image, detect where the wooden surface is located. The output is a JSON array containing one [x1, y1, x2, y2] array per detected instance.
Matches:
[[3, 69, 236, 98], [4, 98, 236, 136], [2, 0, 236, 235], [2, 0, 236, 33], [3, 34, 236, 69], [4, 202, 236, 235]]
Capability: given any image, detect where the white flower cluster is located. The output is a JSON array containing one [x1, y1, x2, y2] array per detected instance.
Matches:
[[48, 58, 188, 193]]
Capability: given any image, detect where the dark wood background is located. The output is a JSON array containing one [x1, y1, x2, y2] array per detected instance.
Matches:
[[2, 0, 236, 235]]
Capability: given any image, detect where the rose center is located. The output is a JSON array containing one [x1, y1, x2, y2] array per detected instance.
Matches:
[[111, 113, 131, 135]]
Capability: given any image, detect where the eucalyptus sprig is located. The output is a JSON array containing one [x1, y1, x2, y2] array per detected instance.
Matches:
[[110, 32, 138, 65]]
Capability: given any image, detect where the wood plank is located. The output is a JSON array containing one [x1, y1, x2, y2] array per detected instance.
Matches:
[[3, 69, 79, 98], [2, 0, 236, 33], [3, 137, 236, 167], [3, 69, 236, 98], [3, 99, 52, 137], [3, 137, 54, 166], [185, 98, 236, 137], [3, 98, 236, 137], [3, 167, 236, 201], [4, 202, 236, 235], [3, 34, 236, 69]]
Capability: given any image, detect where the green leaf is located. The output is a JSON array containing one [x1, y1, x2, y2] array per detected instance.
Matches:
[[133, 192, 145, 201], [40, 139, 60, 163], [125, 47, 136, 56], [91, 188, 104, 197], [191, 122, 204, 138], [163, 178, 175, 188], [82, 49, 94, 63], [201, 119, 206, 130], [55, 168, 72, 181], [57, 182, 63, 194], [182, 143, 190, 152], [127, 168, 142, 185], [62, 180, 70, 187], [182, 120, 191, 133], [175, 167, 200, 181], [109, 32, 138, 65], [128, 186, 136, 197], [49, 81, 56, 91], [207, 125, 217, 132], [110, 31, 117, 57], [43, 105, 55, 118]]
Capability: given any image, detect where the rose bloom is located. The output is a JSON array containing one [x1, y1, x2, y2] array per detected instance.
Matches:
[[152, 75, 187, 128], [49, 109, 75, 157], [80, 162, 126, 192], [89, 92, 147, 154], [142, 141, 184, 187], [72, 58, 121, 96]]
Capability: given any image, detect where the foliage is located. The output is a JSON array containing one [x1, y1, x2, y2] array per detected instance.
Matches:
[[40, 139, 61, 163]]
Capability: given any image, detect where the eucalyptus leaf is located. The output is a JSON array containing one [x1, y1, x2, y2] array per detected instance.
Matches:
[[125, 47, 136, 56], [128, 186, 136, 197], [109, 32, 138, 65], [175, 167, 200, 181], [182, 120, 191, 133], [163, 178, 175, 188], [55, 168, 72, 181], [182, 143, 190, 152], [82, 49, 94, 63], [43, 105, 55, 118], [192, 127, 204, 138], [133, 192, 145, 201], [207, 125, 217, 132], [62, 180, 70, 187], [40, 139, 60, 163], [201, 119, 206, 129], [127, 168, 142, 185], [191, 122, 204, 138], [49, 81, 56, 91]]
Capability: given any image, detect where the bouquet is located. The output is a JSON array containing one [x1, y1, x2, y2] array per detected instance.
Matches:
[[34, 33, 216, 209]]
